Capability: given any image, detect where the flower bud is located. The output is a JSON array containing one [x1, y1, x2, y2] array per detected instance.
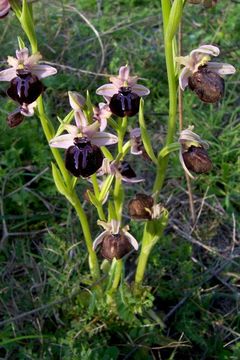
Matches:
[[128, 193, 154, 220], [182, 146, 212, 174], [7, 110, 24, 128], [188, 66, 224, 103], [7, 69, 44, 105], [100, 233, 133, 260], [109, 86, 140, 117], [65, 137, 103, 177]]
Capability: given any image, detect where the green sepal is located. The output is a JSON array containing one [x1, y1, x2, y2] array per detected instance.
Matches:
[[55, 110, 74, 136], [108, 117, 119, 132], [20, 0, 38, 53], [157, 142, 180, 160], [85, 90, 94, 123], [143, 208, 169, 248], [17, 36, 26, 50], [166, 0, 183, 40], [99, 175, 114, 203], [86, 190, 102, 208], [51, 162, 70, 199], [122, 141, 131, 158], [139, 99, 158, 164], [9, 0, 21, 18]]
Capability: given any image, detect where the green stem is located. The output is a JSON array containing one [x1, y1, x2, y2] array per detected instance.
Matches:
[[19, 3, 100, 280], [153, 0, 177, 194], [91, 174, 106, 221], [110, 260, 123, 292], [69, 192, 100, 280], [110, 116, 128, 290]]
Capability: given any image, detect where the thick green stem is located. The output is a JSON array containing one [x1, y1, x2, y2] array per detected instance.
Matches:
[[69, 192, 100, 279], [19, 2, 100, 280], [110, 260, 123, 292], [153, 0, 178, 194]]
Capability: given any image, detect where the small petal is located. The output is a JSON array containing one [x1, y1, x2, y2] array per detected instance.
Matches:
[[207, 62, 236, 76], [20, 102, 36, 117], [123, 230, 139, 250], [64, 124, 79, 136], [7, 56, 18, 68], [96, 83, 118, 97], [25, 52, 42, 67], [91, 132, 118, 146], [83, 121, 100, 138], [190, 45, 220, 58], [68, 91, 85, 110], [31, 64, 57, 79], [131, 84, 150, 96], [130, 127, 141, 138], [179, 67, 191, 90], [0, 68, 16, 81], [93, 230, 108, 250], [49, 134, 74, 149]]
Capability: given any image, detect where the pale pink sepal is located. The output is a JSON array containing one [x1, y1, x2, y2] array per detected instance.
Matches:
[[179, 67, 191, 90], [123, 230, 139, 250], [0, 68, 16, 81], [92, 230, 108, 250], [207, 62, 236, 76], [121, 176, 145, 183], [91, 132, 118, 146], [96, 83, 118, 97], [74, 109, 88, 129], [132, 84, 150, 96], [49, 134, 74, 149], [68, 91, 85, 110], [31, 64, 57, 79]]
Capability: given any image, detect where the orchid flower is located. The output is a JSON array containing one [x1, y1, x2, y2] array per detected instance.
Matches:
[[49, 98, 118, 177], [100, 158, 144, 183], [7, 102, 37, 128], [96, 65, 150, 117], [0, 0, 10, 18], [0, 47, 57, 105], [128, 193, 165, 221], [93, 219, 138, 260], [176, 45, 236, 102], [179, 126, 212, 179]]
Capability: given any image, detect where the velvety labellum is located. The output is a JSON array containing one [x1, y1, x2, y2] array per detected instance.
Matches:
[[128, 193, 154, 220], [183, 146, 212, 174], [7, 70, 44, 105], [7, 110, 24, 128], [188, 66, 224, 103], [118, 161, 136, 178], [65, 138, 103, 177], [100, 233, 132, 260], [109, 87, 140, 117]]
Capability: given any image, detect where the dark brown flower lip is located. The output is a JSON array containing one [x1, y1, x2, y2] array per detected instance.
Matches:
[[182, 146, 212, 174], [100, 232, 133, 260], [128, 193, 154, 220], [188, 66, 225, 103]]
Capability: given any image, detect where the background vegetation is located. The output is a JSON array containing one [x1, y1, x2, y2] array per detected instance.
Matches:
[[0, 0, 239, 359]]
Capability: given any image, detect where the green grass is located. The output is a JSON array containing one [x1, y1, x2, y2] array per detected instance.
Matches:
[[0, 0, 239, 359]]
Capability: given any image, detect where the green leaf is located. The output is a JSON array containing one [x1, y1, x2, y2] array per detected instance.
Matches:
[[9, 0, 21, 18], [157, 142, 180, 160], [86, 190, 101, 208], [139, 99, 158, 164], [51, 162, 69, 198], [55, 110, 74, 136], [166, 0, 183, 40], [20, 0, 38, 53], [99, 175, 114, 203]]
